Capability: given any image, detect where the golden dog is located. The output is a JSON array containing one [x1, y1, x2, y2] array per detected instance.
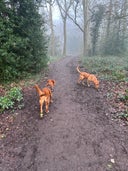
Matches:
[[46, 79, 56, 91], [34, 84, 52, 118], [76, 66, 99, 89]]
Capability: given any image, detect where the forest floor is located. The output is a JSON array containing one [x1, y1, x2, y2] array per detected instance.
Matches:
[[0, 56, 128, 171]]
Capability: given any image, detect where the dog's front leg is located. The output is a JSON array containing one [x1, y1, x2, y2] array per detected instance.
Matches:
[[50, 94, 53, 103], [45, 100, 49, 114], [77, 78, 81, 84], [87, 79, 90, 87]]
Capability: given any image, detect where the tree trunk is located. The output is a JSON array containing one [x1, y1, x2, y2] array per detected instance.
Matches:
[[63, 17, 67, 56], [49, 4, 55, 56], [122, 0, 128, 47], [106, 0, 112, 37], [83, 0, 89, 57]]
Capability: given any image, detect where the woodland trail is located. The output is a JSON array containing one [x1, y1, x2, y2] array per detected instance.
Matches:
[[0, 56, 128, 171], [35, 56, 128, 171]]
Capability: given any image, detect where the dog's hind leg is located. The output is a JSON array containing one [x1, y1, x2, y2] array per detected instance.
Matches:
[[39, 99, 44, 118], [81, 79, 86, 85]]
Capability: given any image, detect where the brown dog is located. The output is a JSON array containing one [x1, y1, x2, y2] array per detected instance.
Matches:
[[76, 66, 99, 89], [46, 79, 56, 91], [34, 84, 52, 118]]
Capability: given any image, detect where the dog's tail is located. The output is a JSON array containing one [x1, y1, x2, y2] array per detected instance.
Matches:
[[34, 84, 43, 97], [76, 66, 81, 74]]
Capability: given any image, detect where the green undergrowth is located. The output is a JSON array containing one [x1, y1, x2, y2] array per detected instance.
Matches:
[[82, 55, 128, 121], [82, 55, 128, 81], [0, 55, 58, 113], [0, 87, 23, 113]]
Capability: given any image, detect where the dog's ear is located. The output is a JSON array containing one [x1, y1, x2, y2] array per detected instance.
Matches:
[[52, 80, 56, 84]]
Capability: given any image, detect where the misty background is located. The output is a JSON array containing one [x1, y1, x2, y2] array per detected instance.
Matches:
[[1, 0, 128, 83], [43, 4, 83, 56], [53, 18, 83, 56], [40, 0, 128, 58]]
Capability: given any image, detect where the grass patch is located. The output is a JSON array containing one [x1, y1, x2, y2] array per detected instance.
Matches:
[[82, 55, 128, 81], [48, 55, 63, 63]]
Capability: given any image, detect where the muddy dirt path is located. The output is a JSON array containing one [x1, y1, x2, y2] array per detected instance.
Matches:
[[0, 56, 128, 171], [35, 56, 128, 171]]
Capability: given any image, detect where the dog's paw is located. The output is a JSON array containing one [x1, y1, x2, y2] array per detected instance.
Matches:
[[45, 110, 49, 113], [40, 113, 43, 118]]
